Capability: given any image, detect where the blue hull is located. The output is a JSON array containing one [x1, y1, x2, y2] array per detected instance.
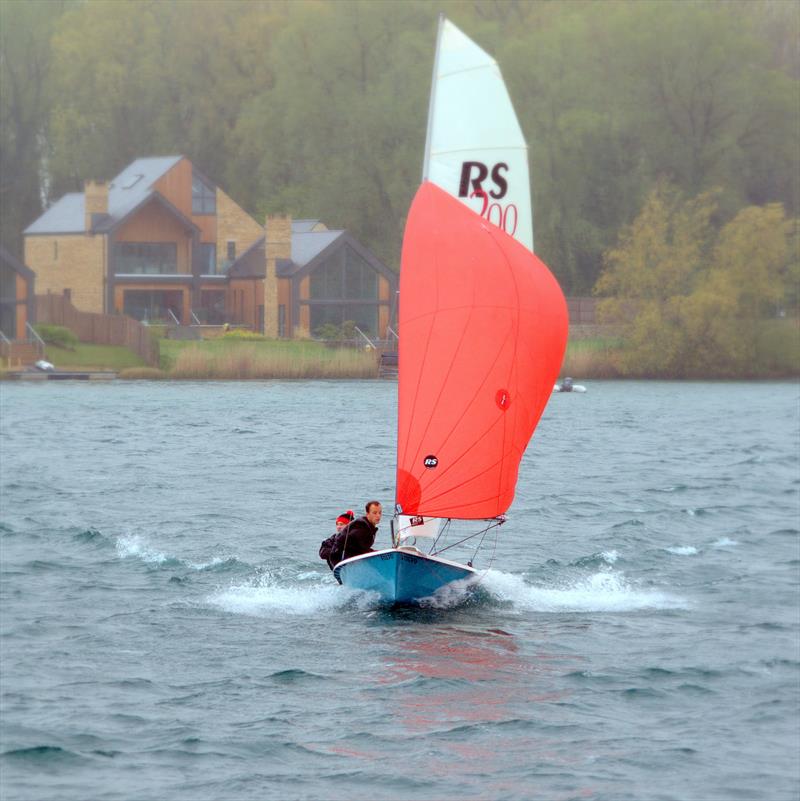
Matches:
[[334, 548, 476, 604]]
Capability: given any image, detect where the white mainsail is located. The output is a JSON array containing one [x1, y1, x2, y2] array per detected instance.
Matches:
[[422, 16, 534, 252]]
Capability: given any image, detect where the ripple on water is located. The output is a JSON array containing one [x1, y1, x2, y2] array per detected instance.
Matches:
[[664, 545, 699, 556], [1, 381, 798, 801], [1, 746, 87, 765]]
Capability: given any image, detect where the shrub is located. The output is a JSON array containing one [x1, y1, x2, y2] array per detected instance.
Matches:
[[313, 320, 358, 341], [221, 328, 267, 340], [34, 324, 78, 349], [313, 323, 342, 340]]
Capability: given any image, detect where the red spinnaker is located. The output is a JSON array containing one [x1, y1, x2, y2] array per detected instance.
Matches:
[[395, 182, 568, 519]]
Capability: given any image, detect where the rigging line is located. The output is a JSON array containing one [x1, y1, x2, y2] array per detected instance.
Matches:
[[421, 434, 509, 501], [483, 223, 523, 507], [400, 317, 515, 483], [407, 310, 518, 490], [433, 520, 503, 556], [415, 318, 517, 495], [436, 63, 502, 81], [474, 527, 500, 584], [400, 302, 523, 328], [398, 201, 442, 482], [429, 145, 529, 155], [429, 517, 451, 554], [470, 527, 491, 566], [397, 314, 436, 503], [410, 234, 540, 501], [416, 434, 517, 506], [405, 216, 480, 477]]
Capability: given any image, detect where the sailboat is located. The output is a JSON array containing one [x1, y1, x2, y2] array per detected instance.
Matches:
[[334, 16, 568, 604]]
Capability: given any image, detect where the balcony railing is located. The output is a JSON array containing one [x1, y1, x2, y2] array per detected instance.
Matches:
[[114, 264, 180, 276]]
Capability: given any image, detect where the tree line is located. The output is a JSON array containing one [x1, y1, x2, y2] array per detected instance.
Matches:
[[1, 0, 797, 303]]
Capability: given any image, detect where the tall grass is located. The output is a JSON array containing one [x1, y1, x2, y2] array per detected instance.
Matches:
[[561, 336, 625, 378], [118, 367, 168, 380], [753, 318, 800, 377], [560, 320, 800, 379], [167, 341, 378, 379]]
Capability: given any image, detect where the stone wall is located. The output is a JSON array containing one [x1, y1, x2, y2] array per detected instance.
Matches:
[[84, 180, 108, 231], [216, 189, 263, 271], [265, 216, 291, 338], [24, 234, 106, 314]]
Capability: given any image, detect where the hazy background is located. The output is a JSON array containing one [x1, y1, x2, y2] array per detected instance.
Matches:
[[1, 0, 797, 288]]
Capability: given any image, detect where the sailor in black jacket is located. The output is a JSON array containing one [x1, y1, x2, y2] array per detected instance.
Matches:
[[332, 501, 382, 565]]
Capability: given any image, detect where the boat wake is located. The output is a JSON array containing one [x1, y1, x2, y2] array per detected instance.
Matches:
[[115, 534, 240, 572], [207, 572, 375, 617], [479, 569, 687, 612], [206, 564, 686, 617], [111, 534, 685, 616]]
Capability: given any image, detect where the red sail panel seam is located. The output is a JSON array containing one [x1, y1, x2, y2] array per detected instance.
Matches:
[[419, 319, 516, 495]]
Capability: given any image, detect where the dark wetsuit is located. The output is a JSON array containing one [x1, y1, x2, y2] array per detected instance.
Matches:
[[332, 515, 378, 565]]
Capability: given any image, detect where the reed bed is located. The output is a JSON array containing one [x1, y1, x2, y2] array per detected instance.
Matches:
[[168, 342, 378, 379], [561, 336, 625, 378], [118, 367, 169, 380]]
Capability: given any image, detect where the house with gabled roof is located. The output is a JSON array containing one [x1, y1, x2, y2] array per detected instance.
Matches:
[[23, 156, 396, 339]]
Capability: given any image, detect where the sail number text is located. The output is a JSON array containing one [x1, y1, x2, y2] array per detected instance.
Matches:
[[459, 161, 518, 237]]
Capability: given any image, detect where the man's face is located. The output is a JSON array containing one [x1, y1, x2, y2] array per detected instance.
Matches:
[[335, 520, 347, 532], [366, 504, 382, 526]]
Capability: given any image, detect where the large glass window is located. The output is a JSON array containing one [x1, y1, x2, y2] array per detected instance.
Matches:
[[197, 290, 226, 324], [309, 246, 378, 300], [0, 263, 18, 336], [122, 290, 183, 323], [310, 303, 378, 337], [192, 172, 216, 214], [199, 243, 217, 274], [115, 242, 177, 275]]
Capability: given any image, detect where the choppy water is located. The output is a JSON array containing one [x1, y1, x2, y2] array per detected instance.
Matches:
[[0, 380, 798, 801]]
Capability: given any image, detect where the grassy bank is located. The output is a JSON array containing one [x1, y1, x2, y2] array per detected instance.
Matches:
[[9, 320, 794, 380], [561, 336, 625, 378], [159, 339, 378, 379], [45, 343, 146, 371]]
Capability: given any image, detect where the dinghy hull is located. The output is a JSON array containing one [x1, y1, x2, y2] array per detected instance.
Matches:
[[334, 548, 476, 604]]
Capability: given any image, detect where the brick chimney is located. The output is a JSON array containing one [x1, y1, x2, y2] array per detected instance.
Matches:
[[264, 215, 291, 338], [84, 180, 109, 232]]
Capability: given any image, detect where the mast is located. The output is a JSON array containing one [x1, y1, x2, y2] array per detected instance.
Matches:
[[421, 12, 445, 183]]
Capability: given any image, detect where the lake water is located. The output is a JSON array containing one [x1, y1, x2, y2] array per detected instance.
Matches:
[[0, 380, 798, 801]]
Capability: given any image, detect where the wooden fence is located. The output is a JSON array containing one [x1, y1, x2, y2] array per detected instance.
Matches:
[[36, 294, 159, 367]]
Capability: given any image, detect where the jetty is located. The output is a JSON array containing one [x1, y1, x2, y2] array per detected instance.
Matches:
[[3, 369, 117, 381]]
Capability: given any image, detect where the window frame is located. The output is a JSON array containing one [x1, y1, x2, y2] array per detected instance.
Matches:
[[199, 243, 217, 275], [191, 171, 216, 215], [309, 245, 378, 301], [114, 242, 179, 275]]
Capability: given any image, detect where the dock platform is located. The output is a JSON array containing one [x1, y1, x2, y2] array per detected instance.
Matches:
[[3, 370, 117, 381]]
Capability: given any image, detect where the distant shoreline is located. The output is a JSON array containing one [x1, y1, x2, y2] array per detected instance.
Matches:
[[3, 322, 797, 381]]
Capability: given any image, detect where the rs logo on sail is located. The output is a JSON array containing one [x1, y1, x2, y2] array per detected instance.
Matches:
[[458, 161, 509, 199], [458, 161, 518, 236]]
